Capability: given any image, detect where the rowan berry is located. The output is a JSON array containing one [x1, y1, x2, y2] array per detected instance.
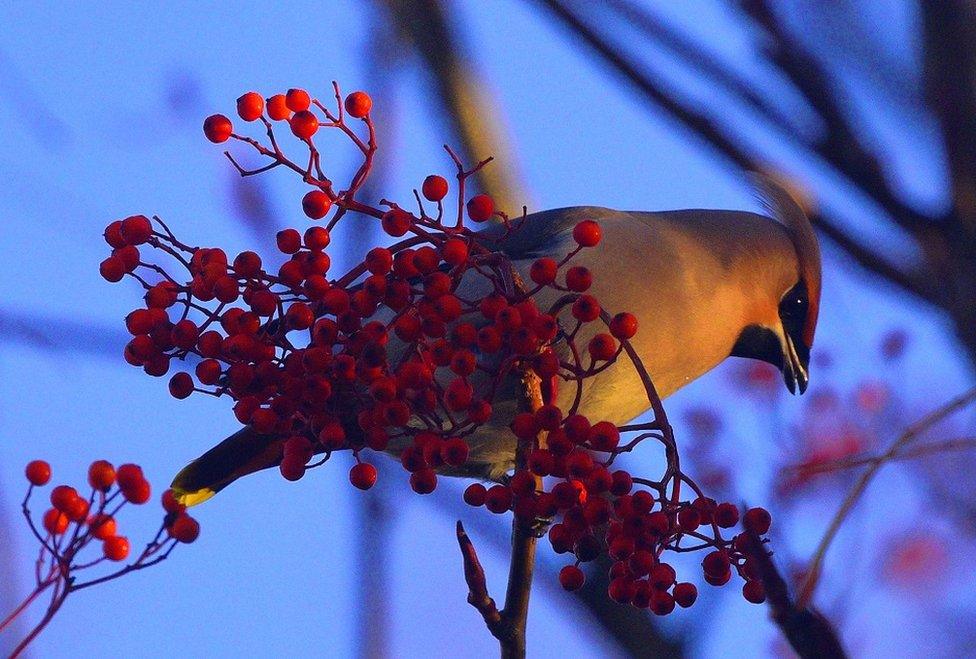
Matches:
[[442, 438, 469, 466], [609, 312, 638, 339], [673, 582, 697, 607], [609, 577, 637, 604], [559, 565, 585, 591], [466, 194, 494, 222], [87, 460, 116, 490], [280, 456, 306, 481], [50, 485, 78, 513], [572, 295, 601, 322], [104, 220, 126, 248], [441, 238, 468, 266], [123, 478, 151, 504], [702, 550, 731, 577], [742, 580, 766, 604], [485, 485, 513, 513], [410, 468, 437, 494], [286, 88, 311, 112], [714, 502, 740, 528], [530, 258, 558, 285], [43, 508, 69, 535], [344, 91, 372, 118], [422, 174, 448, 201], [25, 460, 51, 486], [265, 94, 290, 120], [277, 228, 302, 254], [237, 91, 264, 121], [203, 114, 232, 143], [64, 496, 89, 522], [464, 483, 487, 506], [649, 591, 676, 615], [120, 214, 152, 245], [169, 514, 201, 543], [610, 470, 633, 495], [161, 489, 185, 514], [382, 208, 412, 237], [302, 190, 332, 219], [588, 334, 617, 361], [744, 507, 772, 535], [103, 535, 130, 561], [100, 257, 125, 282], [169, 372, 194, 399], [678, 507, 701, 532], [289, 110, 319, 139], [565, 266, 592, 292], [89, 514, 117, 540], [572, 220, 602, 247]]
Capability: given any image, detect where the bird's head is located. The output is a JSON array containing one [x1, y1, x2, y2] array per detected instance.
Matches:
[[731, 175, 822, 395]]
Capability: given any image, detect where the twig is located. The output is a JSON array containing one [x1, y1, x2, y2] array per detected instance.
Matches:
[[797, 387, 976, 607], [785, 436, 976, 477]]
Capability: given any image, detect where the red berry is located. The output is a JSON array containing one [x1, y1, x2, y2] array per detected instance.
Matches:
[[100, 257, 125, 282], [66, 499, 91, 523], [280, 455, 306, 481], [25, 460, 51, 486], [203, 114, 232, 143], [290, 110, 319, 139], [89, 514, 117, 540], [442, 438, 469, 466], [103, 536, 130, 561], [441, 238, 468, 266], [530, 258, 558, 285], [350, 463, 378, 490], [275, 228, 301, 254], [702, 550, 731, 578], [286, 88, 311, 112], [344, 91, 372, 118], [559, 565, 585, 591], [43, 508, 69, 535], [123, 478, 151, 504], [743, 580, 766, 604], [409, 468, 437, 494], [169, 372, 194, 399], [237, 91, 264, 121], [422, 175, 449, 201], [608, 577, 637, 604], [50, 485, 78, 512], [168, 514, 201, 543], [120, 215, 152, 245], [649, 591, 676, 615], [302, 190, 332, 219], [266, 94, 290, 120], [88, 460, 116, 490], [565, 266, 592, 292], [673, 582, 698, 608], [485, 485, 513, 513], [161, 489, 185, 514], [588, 334, 617, 361], [572, 295, 601, 322], [466, 194, 494, 222], [104, 220, 126, 248], [572, 220, 602, 247], [609, 312, 638, 339], [463, 483, 487, 506], [381, 209, 412, 237], [744, 507, 772, 535], [714, 502, 740, 528]]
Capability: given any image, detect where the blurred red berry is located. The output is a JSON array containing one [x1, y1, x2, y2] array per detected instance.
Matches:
[[88, 460, 116, 490], [559, 565, 585, 591], [350, 463, 378, 490], [103, 536, 130, 561]]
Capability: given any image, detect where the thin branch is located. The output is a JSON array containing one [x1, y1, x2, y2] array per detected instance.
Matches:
[[797, 387, 976, 608]]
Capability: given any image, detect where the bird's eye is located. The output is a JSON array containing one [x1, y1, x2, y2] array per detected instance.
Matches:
[[779, 284, 808, 319]]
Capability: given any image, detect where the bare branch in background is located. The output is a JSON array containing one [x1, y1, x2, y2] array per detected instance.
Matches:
[[797, 387, 976, 608], [0, 309, 128, 359], [378, 0, 527, 213]]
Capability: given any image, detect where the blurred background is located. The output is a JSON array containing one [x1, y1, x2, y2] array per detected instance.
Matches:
[[1, 0, 975, 656]]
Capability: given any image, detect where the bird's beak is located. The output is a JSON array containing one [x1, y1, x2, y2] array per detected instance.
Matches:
[[782, 329, 810, 395]]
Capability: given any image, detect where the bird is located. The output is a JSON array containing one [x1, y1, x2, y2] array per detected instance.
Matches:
[[171, 175, 821, 505]]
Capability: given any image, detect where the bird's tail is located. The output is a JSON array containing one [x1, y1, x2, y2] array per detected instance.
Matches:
[[170, 427, 284, 506]]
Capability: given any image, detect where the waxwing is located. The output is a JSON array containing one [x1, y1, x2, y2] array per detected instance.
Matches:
[[172, 175, 821, 502]]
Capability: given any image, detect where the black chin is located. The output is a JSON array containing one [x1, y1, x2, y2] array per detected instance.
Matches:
[[731, 325, 784, 370]]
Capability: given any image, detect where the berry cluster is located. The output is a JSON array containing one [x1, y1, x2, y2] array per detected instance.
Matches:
[[99, 83, 772, 612], [22, 459, 199, 564], [3, 460, 200, 653]]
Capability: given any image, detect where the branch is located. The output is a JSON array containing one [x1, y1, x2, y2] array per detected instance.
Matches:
[[740, 534, 847, 659], [797, 387, 976, 608]]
